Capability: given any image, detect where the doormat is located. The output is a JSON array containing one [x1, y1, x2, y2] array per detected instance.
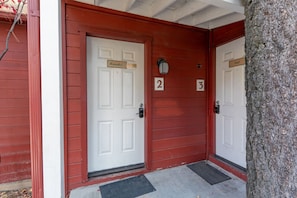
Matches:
[[100, 175, 156, 198], [187, 162, 231, 185]]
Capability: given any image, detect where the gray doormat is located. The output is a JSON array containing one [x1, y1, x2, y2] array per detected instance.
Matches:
[[187, 162, 231, 185], [100, 175, 156, 198]]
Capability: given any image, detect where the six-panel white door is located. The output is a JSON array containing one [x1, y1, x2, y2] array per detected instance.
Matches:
[[87, 37, 144, 173], [216, 37, 246, 168]]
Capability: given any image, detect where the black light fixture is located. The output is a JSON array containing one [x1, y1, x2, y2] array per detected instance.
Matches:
[[157, 58, 169, 74]]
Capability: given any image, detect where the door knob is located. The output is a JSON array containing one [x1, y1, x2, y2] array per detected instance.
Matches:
[[137, 103, 144, 118], [214, 101, 220, 114]]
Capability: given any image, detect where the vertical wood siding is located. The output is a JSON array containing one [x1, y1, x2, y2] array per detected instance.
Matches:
[[65, 4, 208, 190], [0, 22, 30, 183]]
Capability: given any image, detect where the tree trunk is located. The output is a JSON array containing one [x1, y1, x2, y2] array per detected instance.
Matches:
[[245, 1, 297, 197]]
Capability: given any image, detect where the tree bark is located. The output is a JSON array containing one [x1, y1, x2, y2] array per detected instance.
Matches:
[[245, 0, 297, 197]]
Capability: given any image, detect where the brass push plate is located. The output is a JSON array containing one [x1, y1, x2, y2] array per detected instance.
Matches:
[[107, 60, 137, 69], [229, 57, 245, 68], [107, 60, 127, 68]]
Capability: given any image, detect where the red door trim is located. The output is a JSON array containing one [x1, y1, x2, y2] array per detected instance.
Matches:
[[61, 0, 69, 193], [79, 30, 88, 183], [207, 31, 216, 157], [78, 26, 153, 184], [27, 0, 44, 197]]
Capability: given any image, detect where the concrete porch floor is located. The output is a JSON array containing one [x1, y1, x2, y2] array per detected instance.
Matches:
[[70, 161, 246, 198]]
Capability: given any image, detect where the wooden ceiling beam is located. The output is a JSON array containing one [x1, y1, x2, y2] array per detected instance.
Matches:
[[192, 6, 232, 26], [198, 0, 244, 14], [124, 0, 137, 11], [174, 0, 208, 22], [150, 0, 177, 17]]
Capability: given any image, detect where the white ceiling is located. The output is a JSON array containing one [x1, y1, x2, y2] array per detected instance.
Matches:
[[74, 0, 245, 29]]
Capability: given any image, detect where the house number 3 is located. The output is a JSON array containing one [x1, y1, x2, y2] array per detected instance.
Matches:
[[196, 79, 205, 91]]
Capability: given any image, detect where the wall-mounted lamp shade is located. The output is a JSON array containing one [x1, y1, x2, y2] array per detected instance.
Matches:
[[157, 58, 169, 74]]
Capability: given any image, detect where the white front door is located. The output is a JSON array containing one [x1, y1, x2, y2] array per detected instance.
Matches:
[[87, 37, 145, 173], [215, 37, 246, 168]]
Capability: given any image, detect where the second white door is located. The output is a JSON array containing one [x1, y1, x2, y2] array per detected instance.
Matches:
[[216, 37, 246, 168], [87, 37, 145, 173]]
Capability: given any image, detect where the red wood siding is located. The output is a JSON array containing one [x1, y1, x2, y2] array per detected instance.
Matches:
[[65, 2, 208, 191], [211, 20, 245, 47], [0, 22, 30, 183]]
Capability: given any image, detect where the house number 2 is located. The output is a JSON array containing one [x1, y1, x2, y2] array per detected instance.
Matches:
[[154, 77, 164, 91]]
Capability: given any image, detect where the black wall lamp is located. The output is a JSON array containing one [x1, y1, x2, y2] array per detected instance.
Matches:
[[157, 58, 169, 74]]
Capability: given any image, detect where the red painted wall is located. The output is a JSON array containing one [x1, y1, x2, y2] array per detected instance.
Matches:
[[65, 2, 208, 190], [0, 22, 30, 183]]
